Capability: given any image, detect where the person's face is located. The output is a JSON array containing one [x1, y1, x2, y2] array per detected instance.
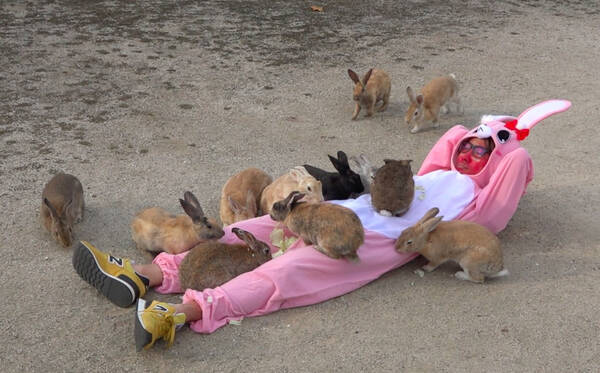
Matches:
[[455, 138, 491, 175]]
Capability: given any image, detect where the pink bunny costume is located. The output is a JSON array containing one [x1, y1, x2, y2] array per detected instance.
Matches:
[[152, 100, 571, 333]]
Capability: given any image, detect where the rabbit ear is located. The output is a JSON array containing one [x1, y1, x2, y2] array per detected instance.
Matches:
[[184, 191, 202, 210], [423, 216, 443, 233], [231, 227, 254, 244], [400, 159, 413, 166], [227, 195, 244, 215], [245, 190, 257, 215], [348, 69, 360, 84], [234, 229, 264, 252], [44, 198, 59, 220], [329, 151, 350, 173], [290, 191, 305, 205], [516, 99, 572, 131], [289, 168, 303, 181], [180, 198, 205, 222], [416, 94, 424, 105], [406, 86, 416, 103], [416, 207, 440, 226], [282, 191, 305, 208], [362, 69, 373, 85], [292, 166, 309, 177]]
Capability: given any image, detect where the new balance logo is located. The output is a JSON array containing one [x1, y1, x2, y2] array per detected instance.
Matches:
[[154, 304, 168, 312], [109, 255, 123, 267]]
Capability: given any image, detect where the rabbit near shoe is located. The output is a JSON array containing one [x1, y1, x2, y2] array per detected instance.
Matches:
[[405, 74, 463, 133], [131, 191, 224, 256], [269, 191, 364, 262], [41, 173, 85, 248], [178, 227, 272, 291], [370, 159, 414, 217], [395, 208, 509, 283], [260, 166, 323, 215], [348, 68, 391, 120], [349, 154, 378, 196], [303, 150, 364, 200], [220, 167, 273, 226]]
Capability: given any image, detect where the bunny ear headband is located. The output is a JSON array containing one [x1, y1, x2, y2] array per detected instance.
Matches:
[[480, 99, 572, 141]]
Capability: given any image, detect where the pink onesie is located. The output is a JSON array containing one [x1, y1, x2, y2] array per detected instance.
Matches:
[[153, 100, 570, 333]]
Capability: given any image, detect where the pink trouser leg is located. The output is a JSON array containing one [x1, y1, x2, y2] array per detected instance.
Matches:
[[153, 214, 417, 334]]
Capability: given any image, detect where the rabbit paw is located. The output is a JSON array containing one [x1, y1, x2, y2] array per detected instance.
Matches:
[[379, 210, 392, 217], [422, 263, 438, 272], [455, 271, 471, 281]]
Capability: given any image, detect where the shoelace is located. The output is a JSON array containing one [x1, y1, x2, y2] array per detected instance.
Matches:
[[158, 313, 177, 347], [140, 308, 181, 348]]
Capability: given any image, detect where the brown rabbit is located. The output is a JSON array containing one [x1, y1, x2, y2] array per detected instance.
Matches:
[[370, 159, 414, 217], [41, 173, 84, 248], [131, 191, 224, 256], [348, 68, 392, 120], [219, 168, 273, 226], [259, 166, 323, 215], [178, 227, 272, 291], [395, 208, 508, 283], [269, 191, 364, 261], [405, 74, 462, 133]]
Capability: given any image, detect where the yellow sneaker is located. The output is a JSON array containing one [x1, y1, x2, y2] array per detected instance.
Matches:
[[135, 299, 186, 351], [72, 241, 149, 307]]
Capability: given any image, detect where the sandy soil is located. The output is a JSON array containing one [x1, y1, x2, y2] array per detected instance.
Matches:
[[1, 1, 599, 372]]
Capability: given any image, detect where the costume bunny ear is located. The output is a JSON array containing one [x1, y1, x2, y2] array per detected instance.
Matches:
[[516, 99, 571, 131], [502, 99, 571, 141], [480, 115, 517, 124]]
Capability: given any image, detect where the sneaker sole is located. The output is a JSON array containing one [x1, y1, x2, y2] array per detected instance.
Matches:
[[72, 242, 136, 308], [134, 299, 153, 351]]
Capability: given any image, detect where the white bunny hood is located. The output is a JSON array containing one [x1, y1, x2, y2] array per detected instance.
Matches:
[[450, 99, 572, 187]]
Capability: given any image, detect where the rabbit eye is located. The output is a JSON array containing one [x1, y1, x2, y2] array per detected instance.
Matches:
[[307, 186, 312, 192], [407, 240, 413, 245], [414, 111, 418, 116]]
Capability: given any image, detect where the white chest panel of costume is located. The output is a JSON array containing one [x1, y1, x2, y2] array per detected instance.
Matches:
[[330, 170, 475, 239]]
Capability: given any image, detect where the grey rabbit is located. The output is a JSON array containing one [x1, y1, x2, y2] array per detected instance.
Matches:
[[370, 159, 414, 217], [41, 173, 85, 248], [178, 228, 272, 291], [349, 154, 378, 195]]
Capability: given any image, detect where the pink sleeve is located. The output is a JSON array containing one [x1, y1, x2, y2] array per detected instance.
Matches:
[[457, 147, 534, 233], [417, 125, 469, 176]]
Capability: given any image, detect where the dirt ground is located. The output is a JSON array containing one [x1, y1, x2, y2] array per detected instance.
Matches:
[[1, 1, 599, 372]]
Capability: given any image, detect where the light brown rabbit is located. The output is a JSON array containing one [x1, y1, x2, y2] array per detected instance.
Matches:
[[405, 74, 462, 133], [348, 68, 391, 120], [395, 208, 508, 283], [270, 191, 364, 261], [370, 159, 414, 217], [41, 173, 84, 248], [131, 191, 224, 256], [178, 227, 272, 291], [259, 166, 323, 215], [219, 168, 273, 226]]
